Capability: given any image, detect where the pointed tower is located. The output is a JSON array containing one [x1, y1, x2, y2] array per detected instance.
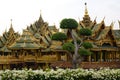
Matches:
[[9, 19, 14, 34], [36, 10, 44, 28], [82, 3, 92, 27], [7, 19, 19, 46], [38, 10, 44, 24]]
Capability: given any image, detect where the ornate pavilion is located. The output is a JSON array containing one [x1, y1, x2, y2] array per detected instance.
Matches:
[[0, 3, 120, 69]]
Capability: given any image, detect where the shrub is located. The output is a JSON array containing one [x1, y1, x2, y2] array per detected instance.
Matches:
[[79, 28, 92, 36], [52, 32, 67, 41], [1, 68, 120, 80], [82, 42, 93, 49], [60, 18, 78, 29], [62, 42, 75, 52], [78, 48, 92, 56]]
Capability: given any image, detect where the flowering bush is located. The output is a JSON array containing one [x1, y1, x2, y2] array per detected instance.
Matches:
[[0, 68, 120, 80]]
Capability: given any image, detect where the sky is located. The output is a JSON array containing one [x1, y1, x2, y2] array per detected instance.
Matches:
[[0, 0, 119, 34]]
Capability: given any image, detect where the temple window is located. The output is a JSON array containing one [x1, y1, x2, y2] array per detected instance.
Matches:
[[102, 43, 112, 47]]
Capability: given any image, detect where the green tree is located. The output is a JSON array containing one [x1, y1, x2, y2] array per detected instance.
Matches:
[[52, 18, 92, 68]]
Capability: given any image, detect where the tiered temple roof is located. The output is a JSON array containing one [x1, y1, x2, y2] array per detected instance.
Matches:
[[9, 29, 41, 50]]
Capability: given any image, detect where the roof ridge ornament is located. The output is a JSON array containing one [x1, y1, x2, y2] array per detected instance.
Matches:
[[118, 20, 120, 29], [103, 17, 105, 21], [110, 21, 114, 29]]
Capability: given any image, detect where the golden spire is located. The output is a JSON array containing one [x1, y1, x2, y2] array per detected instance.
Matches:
[[40, 10, 42, 16], [38, 10, 44, 23], [10, 19, 13, 28], [85, 3, 88, 15], [9, 19, 14, 33]]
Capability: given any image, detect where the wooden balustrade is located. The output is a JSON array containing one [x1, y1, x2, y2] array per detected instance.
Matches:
[[81, 62, 120, 69], [0, 55, 59, 64], [51, 61, 120, 69], [37, 55, 57, 61]]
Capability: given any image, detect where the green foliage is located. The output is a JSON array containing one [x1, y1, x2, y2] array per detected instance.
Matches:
[[62, 42, 75, 52], [78, 48, 92, 56], [82, 42, 93, 49], [79, 28, 92, 36], [51, 32, 67, 41], [71, 40, 81, 44], [60, 18, 78, 29]]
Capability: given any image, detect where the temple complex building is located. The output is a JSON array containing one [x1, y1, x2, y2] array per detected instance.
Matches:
[[0, 3, 120, 69]]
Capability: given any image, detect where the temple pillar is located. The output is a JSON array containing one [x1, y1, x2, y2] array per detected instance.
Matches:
[[113, 52, 115, 61], [108, 52, 110, 62], [88, 55, 91, 62], [7, 64, 10, 69], [115, 51, 117, 61], [66, 52, 72, 61], [100, 51, 102, 62], [114, 52, 116, 61], [94, 53, 96, 62], [38, 50, 41, 57], [0, 65, 2, 70], [3, 64, 7, 69], [119, 51, 120, 61], [56, 52, 61, 61], [111, 52, 114, 61], [65, 53, 67, 61], [106, 52, 108, 61], [110, 52, 112, 62]]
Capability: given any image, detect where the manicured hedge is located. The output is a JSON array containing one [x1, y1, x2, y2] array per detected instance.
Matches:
[[0, 68, 120, 80]]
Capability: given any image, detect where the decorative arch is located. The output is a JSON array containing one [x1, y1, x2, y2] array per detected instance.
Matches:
[[102, 43, 112, 47]]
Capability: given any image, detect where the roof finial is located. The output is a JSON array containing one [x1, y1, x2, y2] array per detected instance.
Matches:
[[102, 16, 105, 22], [10, 19, 13, 28], [38, 10, 44, 23], [78, 17, 80, 22], [110, 21, 114, 29], [118, 20, 120, 29], [11, 19, 12, 24], [39, 10, 42, 19], [54, 23, 55, 26], [40, 10, 42, 15], [85, 2, 88, 15], [94, 16, 97, 23]]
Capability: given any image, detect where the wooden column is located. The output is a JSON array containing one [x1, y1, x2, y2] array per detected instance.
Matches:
[[113, 52, 115, 61], [110, 52, 112, 62], [111, 52, 113, 61], [0, 65, 2, 70], [88, 55, 91, 62], [6, 64, 10, 69], [108, 52, 110, 62], [100, 51, 102, 62], [119, 51, 120, 61], [106, 52, 108, 61], [94, 53, 96, 62], [115, 52, 117, 61], [66, 52, 72, 61], [39, 50, 41, 57], [56, 52, 61, 61]]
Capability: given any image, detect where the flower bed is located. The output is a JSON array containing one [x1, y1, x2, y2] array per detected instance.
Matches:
[[0, 68, 120, 80]]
